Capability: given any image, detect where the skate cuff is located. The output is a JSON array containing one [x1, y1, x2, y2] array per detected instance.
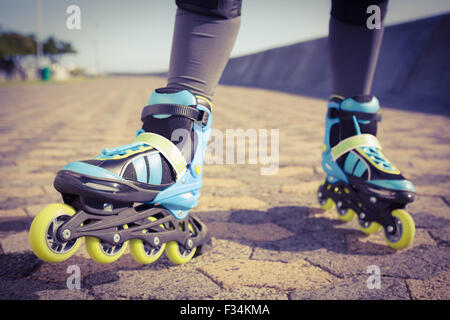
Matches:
[[141, 104, 209, 125], [134, 132, 187, 180], [328, 108, 382, 122], [331, 134, 381, 161]]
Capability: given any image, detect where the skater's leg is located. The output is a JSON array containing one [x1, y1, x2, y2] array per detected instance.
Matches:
[[328, 0, 388, 140], [142, 1, 241, 181], [329, 0, 388, 97], [166, 0, 242, 100]]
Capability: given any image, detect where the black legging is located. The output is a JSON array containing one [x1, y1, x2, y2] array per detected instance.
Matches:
[[168, 0, 389, 99]]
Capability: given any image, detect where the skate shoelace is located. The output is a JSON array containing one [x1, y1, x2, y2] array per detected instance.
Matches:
[[360, 146, 396, 172], [97, 130, 148, 159], [98, 142, 146, 159]]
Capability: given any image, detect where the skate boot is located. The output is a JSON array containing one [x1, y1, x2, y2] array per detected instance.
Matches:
[[317, 95, 416, 250], [29, 88, 213, 264]]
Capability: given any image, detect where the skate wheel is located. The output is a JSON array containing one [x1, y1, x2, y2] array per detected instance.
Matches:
[[383, 209, 415, 250], [85, 225, 128, 264], [165, 222, 197, 265], [336, 207, 356, 222], [320, 198, 335, 211], [129, 217, 166, 264], [317, 180, 335, 210], [358, 219, 382, 235], [29, 203, 82, 263]]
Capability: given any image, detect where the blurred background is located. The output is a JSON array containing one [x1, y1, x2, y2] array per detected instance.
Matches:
[[0, 0, 449, 111]]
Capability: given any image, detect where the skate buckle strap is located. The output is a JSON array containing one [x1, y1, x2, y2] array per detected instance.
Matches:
[[327, 108, 382, 122], [331, 134, 381, 161], [134, 132, 187, 180], [141, 104, 209, 125]]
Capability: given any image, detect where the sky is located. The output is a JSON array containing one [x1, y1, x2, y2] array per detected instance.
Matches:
[[1, 0, 449, 73]]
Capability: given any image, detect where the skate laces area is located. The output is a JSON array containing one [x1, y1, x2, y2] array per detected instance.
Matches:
[[98, 142, 148, 159], [360, 146, 396, 172]]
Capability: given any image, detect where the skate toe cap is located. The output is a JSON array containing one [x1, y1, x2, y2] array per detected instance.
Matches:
[[61, 161, 124, 181], [368, 179, 415, 192]]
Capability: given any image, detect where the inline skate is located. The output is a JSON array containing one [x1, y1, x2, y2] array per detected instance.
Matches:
[[29, 88, 213, 264], [317, 95, 416, 250]]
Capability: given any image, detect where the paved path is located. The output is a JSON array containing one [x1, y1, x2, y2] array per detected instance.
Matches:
[[0, 77, 449, 300]]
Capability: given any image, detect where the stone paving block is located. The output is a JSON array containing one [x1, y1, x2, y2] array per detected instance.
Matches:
[[211, 287, 288, 300], [251, 230, 348, 260], [275, 208, 352, 236], [0, 278, 79, 300], [270, 166, 314, 177], [196, 196, 268, 212], [0, 192, 60, 211], [407, 158, 450, 178], [345, 228, 437, 255], [0, 216, 31, 238], [43, 185, 57, 194], [309, 206, 342, 221], [228, 206, 304, 225], [202, 178, 245, 188], [290, 275, 410, 300], [189, 238, 253, 266], [0, 251, 41, 279], [278, 155, 321, 166], [406, 271, 450, 300], [443, 196, 450, 207], [0, 168, 21, 181], [15, 172, 55, 184], [29, 248, 144, 284], [305, 245, 450, 280], [203, 165, 232, 174], [408, 196, 450, 228], [0, 187, 45, 198], [199, 259, 338, 292], [281, 180, 323, 195], [27, 149, 81, 159], [208, 221, 295, 242], [0, 145, 16, 153], [0, 208, 28, 217], [0, 231, 31, 253], [428, 227, 450, 246], [415, 184, 450, 198], [36, 287, 95, 300], [193, 209, 232, 223], [91, 269, 220, 300], [15, 159, 67, 170], [24, 203, 50, 217]]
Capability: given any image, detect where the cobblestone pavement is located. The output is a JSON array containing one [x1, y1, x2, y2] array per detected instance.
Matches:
[[0, 77, 449, 300]]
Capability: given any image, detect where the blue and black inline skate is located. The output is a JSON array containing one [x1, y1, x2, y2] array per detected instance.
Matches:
[[29, 88, 213, 264], [317, 95, 416, 250]]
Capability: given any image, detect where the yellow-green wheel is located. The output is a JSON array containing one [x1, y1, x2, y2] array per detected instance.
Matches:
[[29, 203, 82, 263], [358, 218, 382, 235], [336, 207, 357, 222], [129, 217, 166, 264], [318, 180, 335, 211], [85, 225, 128, 264], [383, 209, 415, 250], [165, 222, 197, 265], [320, 198, 335, 211]]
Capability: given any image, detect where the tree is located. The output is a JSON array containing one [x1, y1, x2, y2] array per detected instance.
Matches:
[[43, 36, 76, 63], [0, 31, 36, 77], [0, 30, 76, 78], [0, 31, 36, 58]]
